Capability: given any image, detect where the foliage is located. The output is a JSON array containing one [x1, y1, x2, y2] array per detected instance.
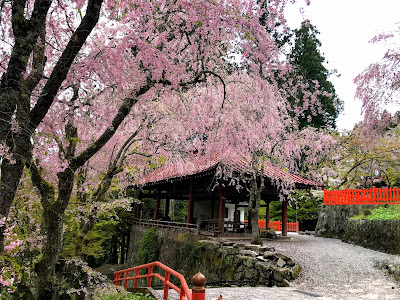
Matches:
[[96, 293, 156, 300], [260, 190, 323, 223], [354, 23, 400, 136], [252, 236, 263, 246], [0, 255, 20, 297], [138, 228, 160, 265], [169, 200, 189, 223], [333, 123, 400, 188], [351, 205, 400, 220], [62, 215, 118, 259], [288, 21, 343, 130]]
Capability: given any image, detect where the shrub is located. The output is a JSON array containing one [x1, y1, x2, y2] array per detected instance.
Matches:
[[362, 208, 372, 216], [138, 228, 160, 264], [96, 292, 155, 300]]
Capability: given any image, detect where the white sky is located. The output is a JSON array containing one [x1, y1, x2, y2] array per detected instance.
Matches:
[[285, 0, 400, 131]]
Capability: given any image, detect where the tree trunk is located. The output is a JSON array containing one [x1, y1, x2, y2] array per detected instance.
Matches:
[[0, 160, 24, 252], [35, 169, 75, 299], [248, 177, 261, 244], [35, 205, 65, 299], [120, 234, 126, 264], [249, 208, 260, 242], [111, 235, 118, 264], [248, 156, 265, 245]]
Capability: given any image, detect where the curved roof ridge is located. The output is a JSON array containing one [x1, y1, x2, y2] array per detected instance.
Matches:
[[135, 153, 323, 187]]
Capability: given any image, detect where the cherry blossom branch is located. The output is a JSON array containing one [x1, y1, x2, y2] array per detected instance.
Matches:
[[30, 0, 104, 129]]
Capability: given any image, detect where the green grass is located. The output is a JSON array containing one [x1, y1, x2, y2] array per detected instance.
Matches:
[[351, 205, 400, 220]]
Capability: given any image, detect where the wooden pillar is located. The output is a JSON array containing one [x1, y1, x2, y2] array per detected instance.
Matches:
[[234, 204, 238, 231], [186, 179, 194, 224], [266, 200, 270, 229], [282, 198, 288, 236], [234, 204, 238, 223], [154, 189, 161, 220], [218, 182, 225, 234], [165, 195, 170, 220], [136, 192, 143, 219]]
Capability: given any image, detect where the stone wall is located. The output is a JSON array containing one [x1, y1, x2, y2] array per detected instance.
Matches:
[[127, 226, 302, 287], [315, 205, 400, 255], [343, 219, 400, 255], [315, 204, 368, 238]]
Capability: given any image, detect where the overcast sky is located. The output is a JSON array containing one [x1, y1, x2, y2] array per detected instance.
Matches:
[[284, 0, 400, 131]]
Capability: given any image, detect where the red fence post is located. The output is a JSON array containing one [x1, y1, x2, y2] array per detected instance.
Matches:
[[147, 265, 153, 287], [164, 271, 170, 300], [192, 272, 206, 300], [134, 269, 139, 287], [124, 271, 129, 289]]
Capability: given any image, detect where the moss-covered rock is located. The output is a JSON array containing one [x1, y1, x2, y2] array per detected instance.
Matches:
[[343, 219, 400, 254]]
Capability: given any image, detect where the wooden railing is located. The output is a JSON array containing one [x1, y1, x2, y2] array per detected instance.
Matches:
[[113, 261, 206, 300], [324, 187, 400, 205], [244, 220, 299, 232], [132, 218, 198, 232]]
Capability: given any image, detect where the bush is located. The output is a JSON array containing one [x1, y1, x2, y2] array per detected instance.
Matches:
[[362, 208, 372, 216], [138, 228, 160, 264], [96, 292, 155, 300]]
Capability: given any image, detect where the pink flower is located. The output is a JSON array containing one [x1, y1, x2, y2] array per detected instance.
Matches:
[[5, 240, 23, 252]]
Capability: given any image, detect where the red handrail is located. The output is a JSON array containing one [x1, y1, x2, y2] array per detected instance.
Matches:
[[243, 220, 299, 232], [324, 187, 400, 205], [113, 261, 193, 300]]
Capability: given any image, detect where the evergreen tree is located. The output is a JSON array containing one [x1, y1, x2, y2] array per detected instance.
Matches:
[[289, 21, 343, 129]]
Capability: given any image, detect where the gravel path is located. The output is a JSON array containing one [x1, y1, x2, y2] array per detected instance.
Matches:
[[154, 234, 400, 299], [265, 233, 400, 299]]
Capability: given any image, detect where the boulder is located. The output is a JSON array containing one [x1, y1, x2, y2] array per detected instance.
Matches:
[[239, 249, 258, 257], [277, 258, 286, 268]]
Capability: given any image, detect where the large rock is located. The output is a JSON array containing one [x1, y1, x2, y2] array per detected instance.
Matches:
[[239, 249, 258, 257], [315, 205, 370, 238]]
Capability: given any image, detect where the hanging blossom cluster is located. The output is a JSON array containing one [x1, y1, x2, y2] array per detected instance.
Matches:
[[0, 226, 23, 293], [16, 0, 306, 185], [63, 258, 110, 297], [143, 72, 336, 196], [354, 22, 400, 137]]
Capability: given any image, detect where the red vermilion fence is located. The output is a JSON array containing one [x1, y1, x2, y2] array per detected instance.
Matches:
[[324, 187, 400, 205], [113, 261, 206, 300], [244, 220, 299, 232]]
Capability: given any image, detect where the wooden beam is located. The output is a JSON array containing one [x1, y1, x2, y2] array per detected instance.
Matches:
[[218, 182, 225, 234], [282, 198, 288, 236]]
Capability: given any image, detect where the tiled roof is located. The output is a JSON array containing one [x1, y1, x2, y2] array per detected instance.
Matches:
[[136, 154, 323, 188]]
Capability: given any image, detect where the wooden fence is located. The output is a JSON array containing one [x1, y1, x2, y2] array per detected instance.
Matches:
[[244, 220, 299, 232], [324, 187, 400, 205], [132, 218, 198, 232]]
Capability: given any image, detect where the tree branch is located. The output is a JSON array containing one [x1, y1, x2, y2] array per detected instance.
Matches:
[[30, 0, 104, 129]]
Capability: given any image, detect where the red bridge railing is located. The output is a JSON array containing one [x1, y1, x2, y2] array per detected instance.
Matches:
[[324, 187, 400, 205], [244, 220, 299, 232], [113, 261, 206, 300]]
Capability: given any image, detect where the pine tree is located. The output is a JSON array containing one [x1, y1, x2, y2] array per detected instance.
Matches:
[[289, 21, 343, 129]]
